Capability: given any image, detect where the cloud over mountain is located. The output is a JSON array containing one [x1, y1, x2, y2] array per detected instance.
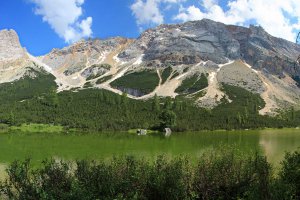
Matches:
[[30, 0, 93, 43], [131, 0, 185, 30], [131, 0, 300, 42]]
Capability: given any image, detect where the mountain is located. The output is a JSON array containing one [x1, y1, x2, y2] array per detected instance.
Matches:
[[1, 19, 300, 117], [0, 29, 49, 83]]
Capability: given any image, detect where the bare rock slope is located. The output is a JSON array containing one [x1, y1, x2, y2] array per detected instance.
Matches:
[[0, 29, 41, 83]]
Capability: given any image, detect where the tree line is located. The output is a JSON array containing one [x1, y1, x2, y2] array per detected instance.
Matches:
[[0, 69, 299, 131]]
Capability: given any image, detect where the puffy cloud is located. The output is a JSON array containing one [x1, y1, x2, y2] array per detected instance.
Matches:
[[174, 0, 300, 42], [131, 0, 185, 28], [30, 0, 93, 43], [131, 0, 164, 26]]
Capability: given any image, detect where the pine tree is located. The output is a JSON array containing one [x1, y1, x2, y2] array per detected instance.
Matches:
[[237, 112, 242, 125], [164, 97, 172, 110], [159, 110, 177, 129], [152, 94, 160, 111], [9, 111, 15, 125]]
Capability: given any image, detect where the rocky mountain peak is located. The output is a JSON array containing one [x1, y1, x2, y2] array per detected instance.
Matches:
[[0, 21, 300, 115], [0, 29, 27, 61]]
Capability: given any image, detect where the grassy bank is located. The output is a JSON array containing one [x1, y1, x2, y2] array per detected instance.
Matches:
[[0, 149, 299, 200], [10, 123, 64, 133]]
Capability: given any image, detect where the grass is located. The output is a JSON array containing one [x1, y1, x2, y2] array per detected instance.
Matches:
[[175, 74, 208, 94], [161, 66, 173, 84], [10, 123, 64, 133], [0, 124, 9, 132], [83, 82, 93, 88], [192, 90, 207, 99], [110, 70, 159, 94], [170, 71, 180, 79], [96, 75, 113, 84]]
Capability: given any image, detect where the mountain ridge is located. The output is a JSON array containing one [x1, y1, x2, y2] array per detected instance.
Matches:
[[1, 19, 300, 115]]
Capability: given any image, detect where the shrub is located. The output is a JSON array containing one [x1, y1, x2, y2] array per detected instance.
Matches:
[[274, 150, 300, 199], [2, 150, 300, 200]]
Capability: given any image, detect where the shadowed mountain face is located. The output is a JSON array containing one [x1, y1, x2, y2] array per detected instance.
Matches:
[[1, 19, 300, 115]]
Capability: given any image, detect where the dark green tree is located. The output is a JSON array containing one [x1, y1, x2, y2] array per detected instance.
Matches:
[[164, 97, 172, 110], [152, 94, 160, 112], [159, 110, 177, 129]]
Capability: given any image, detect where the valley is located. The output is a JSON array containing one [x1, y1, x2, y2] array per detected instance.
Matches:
[[1, 0, 300, 198]]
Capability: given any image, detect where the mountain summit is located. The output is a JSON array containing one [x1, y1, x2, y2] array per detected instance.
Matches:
[[1, 19, 300, 115], [0, 29, 27, 61], [119, 19, 300, 77]]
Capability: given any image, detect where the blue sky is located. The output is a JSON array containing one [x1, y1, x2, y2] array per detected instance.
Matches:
[[1, 0, 300, 56]]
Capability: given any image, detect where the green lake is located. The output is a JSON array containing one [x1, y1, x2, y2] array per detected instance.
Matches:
[[0, 129, 300, 178]]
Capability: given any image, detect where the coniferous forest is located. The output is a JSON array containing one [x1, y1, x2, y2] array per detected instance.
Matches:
[[0, 69, 299, 131]]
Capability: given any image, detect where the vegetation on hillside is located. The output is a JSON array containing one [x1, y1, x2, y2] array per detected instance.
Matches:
[[0, 70, 299, 131], [161, 66, 173, 84], [96, 75, 113, 84], [110, 70, 159, 95], [85, 64, 111, 81], [175, 74, 208, 94]]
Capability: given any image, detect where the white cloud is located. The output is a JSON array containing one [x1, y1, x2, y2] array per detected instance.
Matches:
[[131, 0, 185, 28], [30, 0, 93, 43], [131, 0, 164, 26], [174, 0, 300, 42]]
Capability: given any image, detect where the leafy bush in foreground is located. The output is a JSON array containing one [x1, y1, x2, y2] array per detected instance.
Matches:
[[5, 148, 299, 200]]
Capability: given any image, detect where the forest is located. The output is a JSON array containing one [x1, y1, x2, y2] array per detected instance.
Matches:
[[0, 68, 299, 131]]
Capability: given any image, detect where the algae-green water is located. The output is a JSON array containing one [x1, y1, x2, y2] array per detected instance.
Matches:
[[0, 129, 299, 171]]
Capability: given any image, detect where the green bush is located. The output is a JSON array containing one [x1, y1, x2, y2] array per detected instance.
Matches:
[[0, 150, 283, 200], [275, 150, 300, 199], [193, 150, 271, 200]]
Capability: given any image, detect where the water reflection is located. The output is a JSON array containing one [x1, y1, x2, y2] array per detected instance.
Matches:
[[259, 129, 300, 166], [0, 129, 299, 171]]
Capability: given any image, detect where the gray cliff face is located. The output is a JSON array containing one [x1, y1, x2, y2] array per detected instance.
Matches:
[[118, 19, 300, 77], [119, 19, 241, 66], [228, 25, 300, 77], [0, 29, 27, 62]]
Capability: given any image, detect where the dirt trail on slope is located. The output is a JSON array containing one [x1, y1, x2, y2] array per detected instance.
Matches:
[[155, 78, 181, 97], [197, 62, 234, 108], [197, 72, 226, 107], [258, 72, 296, 115], [258, 73, 278, 115]]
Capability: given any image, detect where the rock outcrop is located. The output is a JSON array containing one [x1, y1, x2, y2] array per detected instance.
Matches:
[[0, 29, 27, 62], [41, 37, 131, 75], [119, 19, 241, 66], [118, 19, 300, 78], [0, 29, 36, 83]]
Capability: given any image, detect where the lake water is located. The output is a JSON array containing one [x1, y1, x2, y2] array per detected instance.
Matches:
[[0, 129, 299, 178]]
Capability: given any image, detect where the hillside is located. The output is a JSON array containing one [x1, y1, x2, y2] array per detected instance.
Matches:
[[0, 19, 300, 130]]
